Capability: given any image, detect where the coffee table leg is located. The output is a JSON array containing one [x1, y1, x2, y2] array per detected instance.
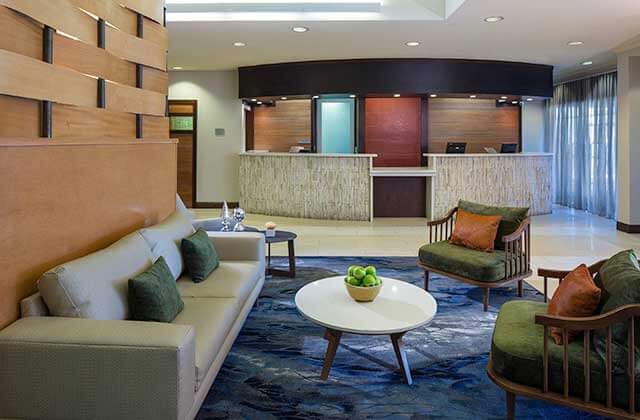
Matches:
[[320, 328, 342, 380], [266, 243, 272, 276], [390, 332, 413, 385], [288, 239, 296, 278]]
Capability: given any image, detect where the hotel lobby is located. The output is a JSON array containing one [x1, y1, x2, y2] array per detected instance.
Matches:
[[1, 1, 640, 419]]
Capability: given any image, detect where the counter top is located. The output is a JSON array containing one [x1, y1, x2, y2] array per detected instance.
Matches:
[[370, 167, 436, 177], [423, 153, 553, 157], [241, 152, 378, 158]]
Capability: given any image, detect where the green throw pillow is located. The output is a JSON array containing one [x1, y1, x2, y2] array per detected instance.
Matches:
[[181, 229, 219, 283], [128, 257, 184, 322], [593, 249, 640, 374], [458, 200, 529, 250]]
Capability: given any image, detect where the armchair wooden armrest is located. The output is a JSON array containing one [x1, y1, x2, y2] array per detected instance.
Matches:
[[502, 218, 532, 282], [502, 217, 531, 243], [427, 207, 457, 243], [427, 207, 457, 227], [535, 304, 640, 330]]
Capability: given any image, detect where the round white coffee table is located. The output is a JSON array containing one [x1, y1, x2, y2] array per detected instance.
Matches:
[[295, 276, 437, 384]]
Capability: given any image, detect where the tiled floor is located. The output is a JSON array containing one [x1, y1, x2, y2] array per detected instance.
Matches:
[[193, 205, 640, 296]]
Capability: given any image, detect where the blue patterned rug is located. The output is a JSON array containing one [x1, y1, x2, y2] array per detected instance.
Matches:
[[197, 257, 599, 419]]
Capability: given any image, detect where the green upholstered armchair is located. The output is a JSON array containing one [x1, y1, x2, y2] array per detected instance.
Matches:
[[418, 201, 532, 311], [488, 260, 640, 419]]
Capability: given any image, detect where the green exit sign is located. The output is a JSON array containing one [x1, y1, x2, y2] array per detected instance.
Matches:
[[170, 116, 193, 131]]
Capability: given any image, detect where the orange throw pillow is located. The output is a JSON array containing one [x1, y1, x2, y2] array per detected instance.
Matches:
[[548, 264, 601, 345], [449, 208, 502, 252]]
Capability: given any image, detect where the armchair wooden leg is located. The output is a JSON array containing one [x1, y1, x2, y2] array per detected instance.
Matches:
[[506, 391, 515, 420], [424, 271, 429, 291], [517, 280, 523, 297], [483, 288, 490, 312]]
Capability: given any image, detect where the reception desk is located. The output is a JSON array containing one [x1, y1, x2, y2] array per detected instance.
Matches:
[[424, 153, 553, 219], [239, 152, 376, 221]]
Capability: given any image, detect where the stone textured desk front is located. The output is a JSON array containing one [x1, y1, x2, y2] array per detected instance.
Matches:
[[239, 153, 376, 221], [424, 153, 553, 218]]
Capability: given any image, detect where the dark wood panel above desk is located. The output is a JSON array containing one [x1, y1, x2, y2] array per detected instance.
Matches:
[[373, 177, 427, 217]]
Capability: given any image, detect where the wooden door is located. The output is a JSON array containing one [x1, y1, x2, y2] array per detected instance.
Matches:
[[169, 100, 197, 207]]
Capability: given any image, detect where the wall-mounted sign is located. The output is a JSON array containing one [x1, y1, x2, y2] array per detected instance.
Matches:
[[170, 116, 193, 131]]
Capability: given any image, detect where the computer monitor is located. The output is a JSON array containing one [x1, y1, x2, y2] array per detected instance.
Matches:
[[446, 142, 466, 154], [500, 143, 518, 153]]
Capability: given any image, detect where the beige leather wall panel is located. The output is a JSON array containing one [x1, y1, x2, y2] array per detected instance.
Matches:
[[0, 140, 177, 329], [55, 33, 137, 87], [0, 95, 39, 138], [53, 104, 137, 139], [0, 0, 97, 45], [106, 25, 167, 70], [0, 6, 42, 60]]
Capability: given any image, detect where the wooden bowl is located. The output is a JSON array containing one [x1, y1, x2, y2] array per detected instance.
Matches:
[[345, 281, 382, 302]]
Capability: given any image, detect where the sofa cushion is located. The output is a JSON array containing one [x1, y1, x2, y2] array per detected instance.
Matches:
[[139, 211, 195, 250], [172, 297, 240, 387], [181, 229, 220, 283], [458, 200, 529, 250], [151, 240, 184, 280], [419, 241, 506, 282], [128, 257, 185, 323], [491, 300, 639, 410], [38, 232, 153, 320], [593, 249, 640, 373], [449, 208, 502, 252], [177, 261, 263, 304]]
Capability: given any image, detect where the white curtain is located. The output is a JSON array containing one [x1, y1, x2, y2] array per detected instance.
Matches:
[[545, 72, 617, 219]]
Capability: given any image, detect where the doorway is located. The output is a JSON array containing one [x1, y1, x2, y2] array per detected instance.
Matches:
[[169, 100, 197, 208]]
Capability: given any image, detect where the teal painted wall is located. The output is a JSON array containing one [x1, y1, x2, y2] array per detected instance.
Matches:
[[318, 99, 355, 154]]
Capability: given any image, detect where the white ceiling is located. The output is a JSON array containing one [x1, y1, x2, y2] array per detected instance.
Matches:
[[167, 0, 640, 82]]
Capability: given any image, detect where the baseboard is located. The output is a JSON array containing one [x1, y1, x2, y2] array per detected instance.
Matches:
[[616, 221, 640, 233], [193, 201, 240, 209]]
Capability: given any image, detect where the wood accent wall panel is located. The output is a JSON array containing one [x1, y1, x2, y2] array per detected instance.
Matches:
[[143, 116, 170, 138], [0, 6, 42, 60], [53, 104, 137, 138], [0, 49, 97, 108], [55, 33, 137, 87], [143, 66, 169, 94], [68, 0, 138, 35], [252, 99, 311, 152], [176, 132, 194, 206], [0, 95, 39, 138], [373, 177, 426, 217], [106, 25, 166, 70], [364, 98, 422, 167], [0, 140, 177, 329], [105, 81, 166, 116], [428, 98, 520, 153], [143, 17, 168, 47], [0, 0, 98, 45], [121, 0, 165, 23]]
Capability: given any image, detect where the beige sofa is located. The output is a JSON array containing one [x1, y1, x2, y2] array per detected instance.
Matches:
[[0, 211, 265, 420]]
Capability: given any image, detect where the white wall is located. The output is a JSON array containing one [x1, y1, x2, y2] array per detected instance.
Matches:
[[521, 101, 546, 153], [169, 71, 244, 204]]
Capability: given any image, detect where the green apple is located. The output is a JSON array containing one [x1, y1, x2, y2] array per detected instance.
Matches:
[[365, 266, 377, 276], [353, 267, 366, 280], [347, 276, 360, 286], [363, 274, 377, 287], [374, 277, 382, 286], [347, 265, 359, 276]]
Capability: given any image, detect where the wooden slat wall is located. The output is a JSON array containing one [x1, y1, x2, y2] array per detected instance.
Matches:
[[428, 98, 520, 153], [0, 0, 170, 329], [253, 100, 312, 152]]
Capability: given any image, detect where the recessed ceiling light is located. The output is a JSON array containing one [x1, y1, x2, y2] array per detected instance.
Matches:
[[251, 98, 257, 102], [582, 60, 593, 66], [256, 101, 263, 105], [526, 98, 533, 102], [484, 16, 504, 23], [498, 99, 506, 103], [405, 41, 420, 47], [312, 95, 319, 99], [281, 97, 287, 100], [172, 66, 183, 70], [233, 42, 246, 47], [567, 41, 584, 46], [429, 94, 437, 98], [393, 94, 401, 98], [512, 100, 519, 104], [349, 94, 356, 98], [469, 95, 477, 99], [501, 96, 508, 99], [292, 26, 309, 33]]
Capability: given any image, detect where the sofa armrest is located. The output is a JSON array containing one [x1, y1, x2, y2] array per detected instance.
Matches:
[[0, 317, 195, 420], [207, 231, 265, 262]]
